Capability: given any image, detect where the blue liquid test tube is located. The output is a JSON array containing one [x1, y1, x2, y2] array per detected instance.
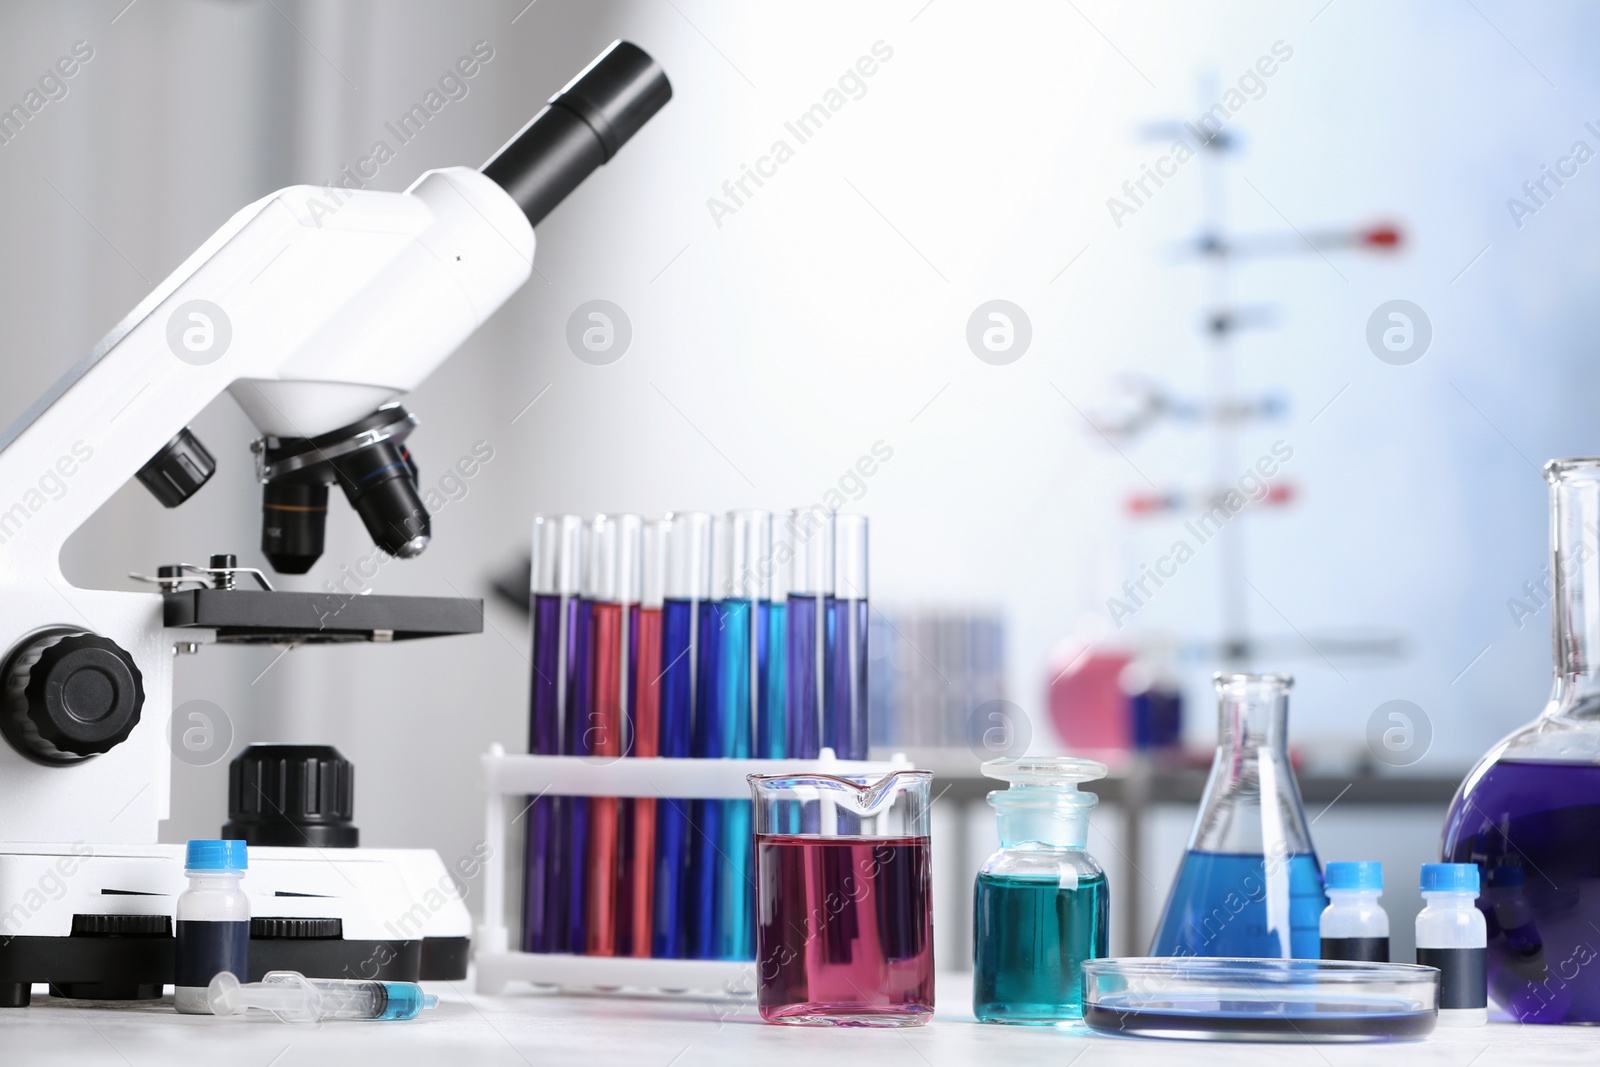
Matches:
[[689, 515, 727, 960], [715, 510, 769, 960], [654, 512, 711, 959], [826, 514, 870, 761], [524, 515, 583, 954], [784, 507, 833, 761]]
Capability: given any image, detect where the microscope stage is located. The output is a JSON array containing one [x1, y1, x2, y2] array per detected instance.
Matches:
[[162, 588, 485, 644]]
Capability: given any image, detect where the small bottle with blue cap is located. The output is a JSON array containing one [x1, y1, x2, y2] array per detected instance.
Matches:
[[1416, 862, 1487, 1026], [173, 839, 249, 1014], [1319, 861, 1389, 962]]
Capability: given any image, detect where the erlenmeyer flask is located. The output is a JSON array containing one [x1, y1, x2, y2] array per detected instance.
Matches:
[[1150, 673, 1326, 958], [1441, 458, 1600, 1023]]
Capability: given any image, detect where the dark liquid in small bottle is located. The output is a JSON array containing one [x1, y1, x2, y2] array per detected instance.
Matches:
[[1321, 936, 1390, 963], [174, 919, 249, 988]]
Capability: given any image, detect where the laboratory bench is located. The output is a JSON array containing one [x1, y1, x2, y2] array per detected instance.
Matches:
[[8, 971, 1589, 1067]]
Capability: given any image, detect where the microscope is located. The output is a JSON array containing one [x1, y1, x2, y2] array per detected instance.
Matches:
[[0, 41, 669, 1005]]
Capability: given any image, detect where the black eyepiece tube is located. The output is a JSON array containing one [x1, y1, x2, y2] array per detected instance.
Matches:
[[482, 40, 671, 227]]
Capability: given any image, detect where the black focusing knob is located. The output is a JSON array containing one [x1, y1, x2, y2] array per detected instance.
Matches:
[[223, 744, 358, 848], [250, 916, 343, 940], [136, 428, 216, 508], [1, 630, 145, 765], [71, 913, 173, 937]]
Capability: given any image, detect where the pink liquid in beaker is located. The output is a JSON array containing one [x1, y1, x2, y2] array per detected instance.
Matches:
[[754, 834, 934, 1026]]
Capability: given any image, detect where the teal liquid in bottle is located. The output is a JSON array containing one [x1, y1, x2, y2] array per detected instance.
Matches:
[[974, 870, 1108, 1022], [972, 757, 1110, 1025]]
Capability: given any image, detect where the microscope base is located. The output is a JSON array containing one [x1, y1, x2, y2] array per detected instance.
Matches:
[[0, 843, 472, 1005]]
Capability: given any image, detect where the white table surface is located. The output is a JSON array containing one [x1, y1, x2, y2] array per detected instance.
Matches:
[[4, 972, 1594, 1067]]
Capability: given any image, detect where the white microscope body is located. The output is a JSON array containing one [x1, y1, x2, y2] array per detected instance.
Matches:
[[0, 40, 668, 1003]]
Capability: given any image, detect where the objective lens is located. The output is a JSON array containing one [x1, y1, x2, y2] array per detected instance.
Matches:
[[261, 482, 328, 574], [333, 441, 430, 559], [257, 406, 432, 573]]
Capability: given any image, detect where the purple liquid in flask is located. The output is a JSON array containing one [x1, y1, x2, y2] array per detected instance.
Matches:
[[1441, 458, 1600, 1023]]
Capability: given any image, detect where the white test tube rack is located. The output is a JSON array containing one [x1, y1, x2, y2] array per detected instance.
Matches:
[[476, 744, 912, 996]]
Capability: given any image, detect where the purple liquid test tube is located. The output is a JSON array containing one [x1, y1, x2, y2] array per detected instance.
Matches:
[[688, 515, 727, 960], [784, 507, 833, 761], [564, 517, 601, 954], [826, 515, 869, 761], [524, 514, 584, 953], [654, 511, 712, 958]]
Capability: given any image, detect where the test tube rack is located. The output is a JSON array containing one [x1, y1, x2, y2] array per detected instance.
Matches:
[[476, 744, 913, 996]]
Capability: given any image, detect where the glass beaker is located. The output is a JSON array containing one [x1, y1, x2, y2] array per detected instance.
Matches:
[[1441, 458, 1600, 1024], [1150, 673, 1326, 958], [749, 769, 934, 1026]]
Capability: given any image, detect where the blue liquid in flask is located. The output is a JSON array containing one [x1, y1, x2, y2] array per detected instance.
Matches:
[[1150, 850, 1326, 958]]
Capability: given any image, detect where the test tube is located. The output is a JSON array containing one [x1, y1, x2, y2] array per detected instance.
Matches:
[[759, 518, 787, 761], [784, 507, 833, 760], [584, 515, 638, 957], [827, 515, 870, 761], [563, 519, 597, 954], [653, 511, 711, 959], [688, 515, 727, 960], [616, 517, 642, 956], [626, 518, 668, 958], [715, 510, 769, 960], [524, 514, 583, 954]]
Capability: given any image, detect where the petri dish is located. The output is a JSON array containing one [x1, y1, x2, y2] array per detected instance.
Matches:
[[1081, 958, 1438, 1042]]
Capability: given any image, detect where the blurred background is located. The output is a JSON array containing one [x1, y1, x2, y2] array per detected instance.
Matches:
[[3, 0, 1597, 966]]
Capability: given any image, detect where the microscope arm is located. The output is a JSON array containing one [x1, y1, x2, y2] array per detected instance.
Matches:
[[0, 41, 668, 843]]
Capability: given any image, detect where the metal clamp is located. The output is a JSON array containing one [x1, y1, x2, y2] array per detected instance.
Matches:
[[130, 555, 275, 593]]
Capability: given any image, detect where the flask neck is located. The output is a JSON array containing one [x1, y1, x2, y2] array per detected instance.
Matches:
[[1190, 673, 1316, 859], [1215, 676, 1290, 757], [1547, 465, 1600, 711]]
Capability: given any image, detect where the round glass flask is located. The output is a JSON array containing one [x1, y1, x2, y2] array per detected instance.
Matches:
[[1441, 457, 1600, 1024]]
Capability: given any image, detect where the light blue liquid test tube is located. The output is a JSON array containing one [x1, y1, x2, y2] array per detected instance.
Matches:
[[715, 510, 769, 960], [758, 516, 787, 761]]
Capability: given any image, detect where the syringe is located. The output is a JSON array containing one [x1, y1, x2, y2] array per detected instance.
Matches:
[[208, 970, 440, 1022]]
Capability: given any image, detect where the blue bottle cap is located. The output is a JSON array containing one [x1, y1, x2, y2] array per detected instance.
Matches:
[[1420, 862, 1477, 893], [1325, 861, 1382, 891], [186, 839, 248, 871]]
